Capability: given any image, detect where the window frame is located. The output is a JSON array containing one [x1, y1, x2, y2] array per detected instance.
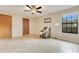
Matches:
[[62, 15, 78, 34]]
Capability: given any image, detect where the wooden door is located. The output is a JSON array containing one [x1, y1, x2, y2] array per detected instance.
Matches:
[[0, 14, 12, 38], [23, 18, 29, 35]]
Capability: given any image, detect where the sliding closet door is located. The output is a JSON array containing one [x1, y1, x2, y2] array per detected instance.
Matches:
[[0, 14, 12, 38], [23, 18, 29, 35]]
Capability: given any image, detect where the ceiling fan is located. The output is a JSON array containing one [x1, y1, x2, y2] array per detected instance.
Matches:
[[24, 5, 42, 14]]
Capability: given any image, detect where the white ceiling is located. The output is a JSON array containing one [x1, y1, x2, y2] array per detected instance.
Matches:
[[0, 5, 77, 17]]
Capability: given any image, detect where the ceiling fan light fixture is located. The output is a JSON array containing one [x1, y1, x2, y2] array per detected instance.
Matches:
[[32, 9, 36, 14]]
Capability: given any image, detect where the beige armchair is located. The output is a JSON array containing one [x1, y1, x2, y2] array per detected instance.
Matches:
[[40, 26, 51, 38]]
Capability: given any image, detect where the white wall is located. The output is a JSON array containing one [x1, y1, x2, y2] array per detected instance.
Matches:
[[12, 15, 23, 37], [29, 18, 36, 34], [33, 6, 79, 43]]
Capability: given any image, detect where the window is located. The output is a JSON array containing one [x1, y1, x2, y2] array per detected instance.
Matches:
[[62, 14, 78, 34]]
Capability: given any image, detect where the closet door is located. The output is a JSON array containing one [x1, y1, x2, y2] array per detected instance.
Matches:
[[0, 14, 12, 38]]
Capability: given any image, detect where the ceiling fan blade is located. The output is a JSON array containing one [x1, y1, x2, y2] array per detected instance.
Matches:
[[36, 6, 42, 10], [36, 11, 42, 13], [24, 10, 31, 12], [26, 5, 32, 9]]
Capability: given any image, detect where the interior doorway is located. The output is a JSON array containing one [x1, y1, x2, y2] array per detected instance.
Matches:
[[23, 18, 29, 35]]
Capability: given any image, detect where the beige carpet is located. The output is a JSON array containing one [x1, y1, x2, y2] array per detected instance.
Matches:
[[0, 37, 79, 53]]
